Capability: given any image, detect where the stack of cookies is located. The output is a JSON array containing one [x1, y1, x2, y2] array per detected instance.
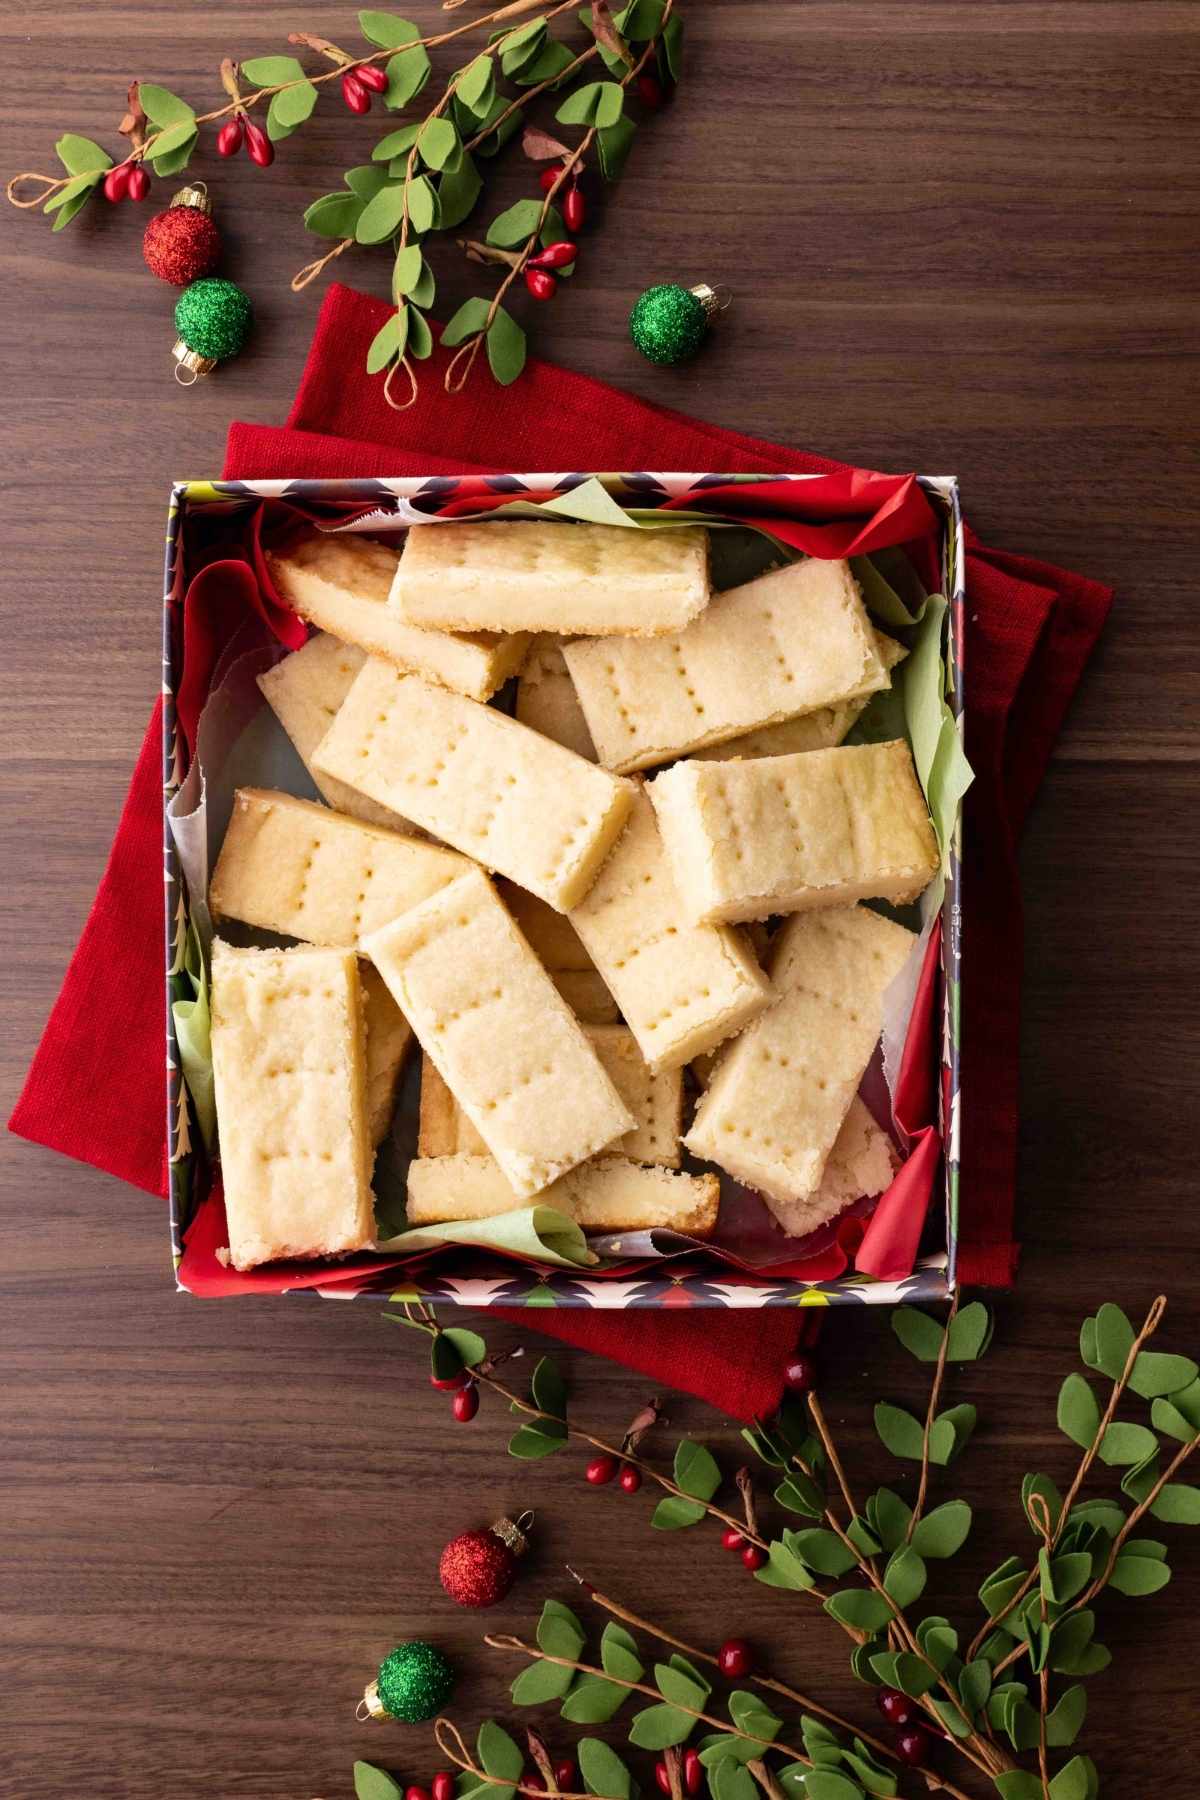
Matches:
[[206, 519, 938, 1271]]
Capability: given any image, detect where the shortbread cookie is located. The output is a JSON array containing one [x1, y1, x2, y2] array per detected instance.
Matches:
[[498, 879, 595, 971], [210, 942, 374, 1270], [267, 532, 530, 701], [406, 1154, 720, 1237], [210, 787, 465, 950], [390, 520, 710, 638], [764, 1097, 898, 1237], [569, 786, 772, 1071], [685, 905, 914, 1203], [516, 636, 598, 761], [552, 970, 620, 1022], [650, 739, 939, 923], [363, 868, 633, 1198], [360, 960, 413, 1145], [563, 557, 888, 773], [419, 1024, 683, 1167], [257, 633, 414, 831], [312, 665, 635, 912]]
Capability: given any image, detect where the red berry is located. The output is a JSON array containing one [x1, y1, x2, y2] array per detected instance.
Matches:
[[717, 1638, 753, 1680], [876, 1688, 917, 1727], [431, 1367, 469, 1390], [127, 164, 150, 201], [355, 62, 389, 94], [406, 1789, 431, 1800], [433, 1775, 455, 1800], [653, 1763, 671, 1797], [529, 240, 576, 270], [244, 121, 274, 166], [554, 1762, 576, 1790], [782, 1350, 819, 1394], [585, 1452, 617, 1484], [618, 1464, 642, 1494], [538, 166, 560, 193], [103, 164, 130, 203], [894, 1727, 932, 1768], [342, 71, 371, 113], [526, 1776, 546, 1794], [682, 1751, 703, 1797], [637, 73, 664, 108], [721, 1527, 745, 1552], [452, 1383, 479, 1422], [525, 266, 558, 301], [217, 118, 244, 157], [741, 1544, 767, 1572], [563, 185, 586, 232]]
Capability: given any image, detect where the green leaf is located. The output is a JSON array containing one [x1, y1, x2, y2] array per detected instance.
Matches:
[[55, 134, 112, 175], [355, 1764, 404, 1800], [304, 191, 363, 237], [149, 130, 197, 176], [439, 153, 483, 228], [930, 1403, 976, 1464], [651, 1495, 706, 1530], [148, 121, 199, 162], [753, 1538, 815, 1591], [873, 1403, 925, 1460], [1067, 1497, 1126, 1534], [562, 1675, 628, 1724], [139, 84, 195, 126], [478, 1721, 524, 1786], [431, 1332, 464, 1381], [659, 12, 684, 80], [841, 1742, 898, 1798], [457, 53, 495, 112], [711, 1763, 759, 1800], [846, 1516, 883, 1558], [1130, 1350, 1200, 1398], [442, 297, 492, 347], [891, 1306, 944, 1361], [515, 39, 576, 87], [979, 1555, 1027, 1622], [1047, 1550, 1092, 1604], [268, 80, 319, 140], [355, 182, 408, 243], [617, 0, 666, 37], [628, 1703, 693, 1750], [958, 1658, 992, 1718], [866, 1488, 912, 1552], [366, 309, 407, 374], [727, 1689, 781, 1746], [1045, 1684, 1087, 1748], [790, 1528, 858, 1577], [1098, 1420, 1157, 1466], [911, 1499, 972, 1559], [530, 1354, 566, 1417], [600, 1622, 643, 1682], [391, 243, 424, 296], [826, 1589, 893, 1632], [346, 164, 390, 199], [374, 124, 421, 160], [597, 117, 637, 180], [1109, 1550, 1171, 1595], [1092, 1301, 1135, 1377], [883, 1547, 926, 1607], [673, 1440, 720, 1501], [946, 1300, 993, 1360], [578, 1739, 634, 1800], [418, 117, 460, 171], [1049, 1611, 1109, 1676], [509, 1421, 567, 1458], [1152, 1389, 1200, 1442], [48, 180, 98, 229], [384, 42, 432, 109], [407, 174, 438, 234], [697, 1733, 760, 1769], [655, 1661, 709, 1710], [1021, 1473, 1063, 1537], [487, 197, 546, 248], [867, 1652, 937, 1698], [512, 1658, 575, 1704], [774, 1470, 825, 1516], [929, 1697, 971, 1739], [1048, 1755, 1098, 1800], [241, 55, 306, 85], [360, 10, 421, 47], [992, 1776, 1044, 1800], [915, 1616, 958, 1671], [1057, 1373, 1101, 1448], [555, 80, 625, 128], [537, 1598, 585, 1658], [1151, 1481, 1200, 1523], [487, 308, 527, 386], [803, 1776, 864, 1800]]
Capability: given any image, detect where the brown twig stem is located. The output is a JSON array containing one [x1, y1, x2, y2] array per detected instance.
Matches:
[[907, 1290, 960, 1539], [291, 235, 353, 291], [806, 1389, 862, 1526]]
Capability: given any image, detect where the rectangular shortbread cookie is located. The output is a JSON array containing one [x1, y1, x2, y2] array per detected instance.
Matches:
[[312, 665, 636, 912], [685, 905, 915, 1203], [569, 786, 772, 1071], [257, 633, 415, 831], [516, 636, 598, 761], [360, 960, 413, 1145], [363, 868, 633, 1197], [649, 739, 940, 923], [498, 880, 595, 971], [406, 1154, 720, 1237], [552, 969, 620, 1022], [562, 557, 889, 773], [267, 533, 530, 701], [419, 1023, 683, 1167], [209, 787, 465, 950], [210, 942, 374, 1270], [763, 1097, 897, 1238], [390, 520, 710, 638]]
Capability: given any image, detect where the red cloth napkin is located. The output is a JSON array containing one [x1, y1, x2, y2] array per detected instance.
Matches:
[[9, 282, 1112, 1419]]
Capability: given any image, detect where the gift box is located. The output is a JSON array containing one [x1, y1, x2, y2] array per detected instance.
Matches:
[[163, 469, 967, 1309]]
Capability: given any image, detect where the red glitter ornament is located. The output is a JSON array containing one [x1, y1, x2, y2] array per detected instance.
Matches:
[[438, 1512, 532, 1609], [142, 185, 221, 287]]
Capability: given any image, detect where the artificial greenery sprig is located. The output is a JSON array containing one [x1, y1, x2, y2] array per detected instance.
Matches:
[[389, 1293, 1200, 1797], [7, 0, 683, 403]]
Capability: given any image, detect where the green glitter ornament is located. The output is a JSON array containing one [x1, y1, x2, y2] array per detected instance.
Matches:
[[171, 276, 253, 385], [358, 1640, 456, 1723], [628, 282, 728, 366]]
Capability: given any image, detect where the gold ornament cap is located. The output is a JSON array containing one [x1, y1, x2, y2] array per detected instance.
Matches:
[[491, 1510, 534, 1556], [688, 283, 733, 324], [170, 181, 212, 216], [357, 1679, 388, 1722], [171, 340, 218, 386]]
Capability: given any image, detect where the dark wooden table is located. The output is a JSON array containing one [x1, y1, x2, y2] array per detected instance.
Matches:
[[2, 5, 1198, 1795]]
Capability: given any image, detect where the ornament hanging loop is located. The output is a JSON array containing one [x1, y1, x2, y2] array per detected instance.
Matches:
[[515, 1508, 535, 1534], [357, 1681, 387, 1722], [689, 283, 733, 322]]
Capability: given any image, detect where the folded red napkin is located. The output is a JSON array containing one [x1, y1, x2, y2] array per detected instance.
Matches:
[[9, 282, 1111, 1420]]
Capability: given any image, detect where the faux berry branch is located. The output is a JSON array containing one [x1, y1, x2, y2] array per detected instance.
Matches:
[[387, 1295, 1200, 1798], [7, 0, 682, 403]]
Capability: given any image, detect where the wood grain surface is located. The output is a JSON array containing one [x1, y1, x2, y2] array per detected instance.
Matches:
[[2, 4, 1198, 1796]]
